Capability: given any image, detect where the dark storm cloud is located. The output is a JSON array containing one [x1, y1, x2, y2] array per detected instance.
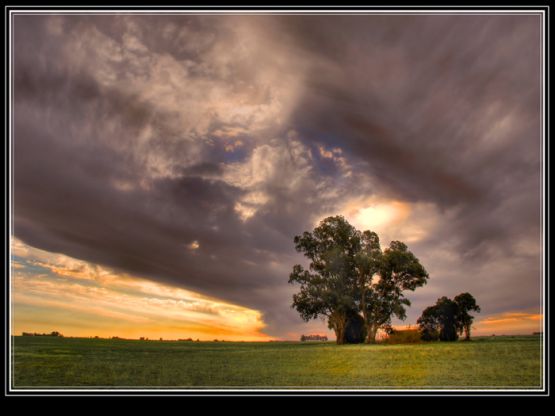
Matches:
[[281, 15, 540, 203], [12, 13, 543, 337], [275, 15, 541, 272], [260, 14, 542, 325]]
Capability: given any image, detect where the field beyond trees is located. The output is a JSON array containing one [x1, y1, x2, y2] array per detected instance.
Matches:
[[12, 335, 542, 389]]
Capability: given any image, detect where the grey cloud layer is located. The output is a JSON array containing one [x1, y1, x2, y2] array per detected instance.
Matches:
[[13, 14, 543, 337]]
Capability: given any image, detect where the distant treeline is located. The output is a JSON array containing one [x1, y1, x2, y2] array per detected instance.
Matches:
[[22, 331, 63, 337], [300, 334, 328, 342]]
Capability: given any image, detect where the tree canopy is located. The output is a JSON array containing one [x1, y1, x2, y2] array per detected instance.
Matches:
[[454, 292, 481, 340], [289, 216, 361, 344], [357, 238, 429, 343]]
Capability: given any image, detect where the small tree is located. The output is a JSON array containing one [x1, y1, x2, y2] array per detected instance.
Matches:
[[435, 297, 459, 341], [417, 305, 440, 341], [418, 293, 480, 342], [454, 293, 481, 341]]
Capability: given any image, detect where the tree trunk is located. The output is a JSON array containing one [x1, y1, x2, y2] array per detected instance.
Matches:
[[330, 311, 347, 345], [336, 324, 345, 345], [361, 286, 374, 343], [464, 325, 471, 341], [365, 323, 378, 344]]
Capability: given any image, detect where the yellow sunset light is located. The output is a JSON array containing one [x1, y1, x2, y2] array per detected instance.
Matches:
[[339, 197, 411, 233], [11, 238, 272, 342]]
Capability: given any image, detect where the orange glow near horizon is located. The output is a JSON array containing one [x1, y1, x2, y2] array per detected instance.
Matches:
[[472, 312, 543, 336], [389, 311, 543, 338], [11, 238, 273, 341]]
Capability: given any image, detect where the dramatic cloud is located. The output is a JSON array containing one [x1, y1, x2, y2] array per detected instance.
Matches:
[[12, 13, 543, 338]]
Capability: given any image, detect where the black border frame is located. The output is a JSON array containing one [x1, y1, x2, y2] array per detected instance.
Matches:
[[3, 3, 550, 398]]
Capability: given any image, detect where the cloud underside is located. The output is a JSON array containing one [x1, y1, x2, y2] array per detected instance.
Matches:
[[12, 14, 542, 338]]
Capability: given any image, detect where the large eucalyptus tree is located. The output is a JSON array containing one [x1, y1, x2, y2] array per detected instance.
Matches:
[[289, 215, 429, 344]]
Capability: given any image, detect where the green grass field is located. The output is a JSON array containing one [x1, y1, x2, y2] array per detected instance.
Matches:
[[12, 335, 543, 389]]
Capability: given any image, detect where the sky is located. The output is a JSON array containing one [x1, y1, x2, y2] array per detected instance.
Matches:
[[11, 12, 544, 340]]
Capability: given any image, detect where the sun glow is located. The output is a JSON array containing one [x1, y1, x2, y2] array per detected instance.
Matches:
[[315, 196, 441, 244], [316, 196, 411, 238], [352, 201, 409, 231], [188, 240, 200, 250]]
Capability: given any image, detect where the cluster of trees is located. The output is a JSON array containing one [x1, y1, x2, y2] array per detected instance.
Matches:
[[22, 331, 63, 337], [289, 216, 429, 344], [417, 293, 481, 341], [300, 334, 328, 342]]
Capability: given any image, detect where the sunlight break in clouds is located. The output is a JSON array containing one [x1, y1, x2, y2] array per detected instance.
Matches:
[[352, 199, 409, 232], [11, 238, 272, 341], [316, 196, 442, 245]]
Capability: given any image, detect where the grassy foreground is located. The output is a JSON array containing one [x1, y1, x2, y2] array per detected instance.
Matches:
[[12, 335, 542, 389]]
